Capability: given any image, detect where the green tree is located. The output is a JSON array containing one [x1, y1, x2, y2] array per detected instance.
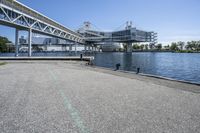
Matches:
[[164, 45, 170, 50], [149, 43, 155, 50], [186, 41, 199, 51], [170, 42, 179, 51], [122, 43, 127, 52], [197, 41, 200, 51], [155, 43, 162, 51], [132, 43, 140, 50], [145, 44, 149, 50], [140, 44, 145, 50], [177, 41, 185, 50], [185, 41, 192, 50], [192, 41, 200, 51], [0, 36, 11, 53]]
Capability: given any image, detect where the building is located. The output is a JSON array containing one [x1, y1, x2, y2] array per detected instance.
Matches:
[[78, 21, 157, 52]]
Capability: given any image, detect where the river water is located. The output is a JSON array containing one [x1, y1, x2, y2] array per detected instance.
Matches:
[[0, 52, 200, 84], [94, 52, 200, 84]]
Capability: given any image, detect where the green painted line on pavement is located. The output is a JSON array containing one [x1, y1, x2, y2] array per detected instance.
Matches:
[[0, 62, 6, 66], [48, 68, 89, 133]]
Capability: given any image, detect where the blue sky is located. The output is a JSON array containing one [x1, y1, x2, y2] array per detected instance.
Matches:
[[0, 0, 200, 44]]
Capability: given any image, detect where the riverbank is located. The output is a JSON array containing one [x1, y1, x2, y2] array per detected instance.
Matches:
[[0, 61, 200, 132], [0, 56, 93, 62], [103, 50, 200, 53]]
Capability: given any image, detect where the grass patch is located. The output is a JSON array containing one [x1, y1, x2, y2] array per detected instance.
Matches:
[[0, 62, 6, 66]]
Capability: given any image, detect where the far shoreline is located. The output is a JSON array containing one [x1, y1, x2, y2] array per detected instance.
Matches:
[[100, 50, 200, 53]]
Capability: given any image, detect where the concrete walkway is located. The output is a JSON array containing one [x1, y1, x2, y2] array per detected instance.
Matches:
[[0, 61, 200, 133], [0, 56, 93, 61]]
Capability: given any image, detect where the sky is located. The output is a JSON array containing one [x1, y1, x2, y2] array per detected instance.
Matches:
[[0, 0, 200, 45]]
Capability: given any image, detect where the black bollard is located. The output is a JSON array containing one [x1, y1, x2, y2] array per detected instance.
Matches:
[[136, 67, 140, 74], [80, 54, 83, 60], [115, 63, 121, 71]]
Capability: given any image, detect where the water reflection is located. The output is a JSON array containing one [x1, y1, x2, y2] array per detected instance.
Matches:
[[94, 52, 200, 84], [122, 53, 132, 71]]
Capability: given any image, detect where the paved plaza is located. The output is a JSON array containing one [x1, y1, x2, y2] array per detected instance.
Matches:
[[0, 61, 200, 133]]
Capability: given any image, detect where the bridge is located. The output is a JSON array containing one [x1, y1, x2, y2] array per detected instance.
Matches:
[[0, 0, 157, 56], [0, 0, 84, 56]]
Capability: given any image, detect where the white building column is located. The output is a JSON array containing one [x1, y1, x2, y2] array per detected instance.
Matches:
[[44, 45, 48, 51], [15, 29, 19, 57], [84, 45, 87, 51], [62, 45, 67, 51], [88, 46, 91, 51], [127, 42, 133, 53], [28, 28, 32, 57], [75, 43, 77, 53]]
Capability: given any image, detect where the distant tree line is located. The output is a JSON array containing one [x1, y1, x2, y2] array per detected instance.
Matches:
[[131, 43, 164, 51], [1, 35, 200, 53], [131, 41, 200, 53]]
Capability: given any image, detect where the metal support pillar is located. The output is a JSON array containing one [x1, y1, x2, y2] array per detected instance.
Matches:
[[15, 29, 19, 57], [28, 28, 32, 57], [88, 46, 91, 51], [84, 45, 87, 51], [69, 44, 72, 51], [62, 45, 67, 51], [75, 43, 77, 55], [126, 42, 133, 53], [44, 45, 48, 51]]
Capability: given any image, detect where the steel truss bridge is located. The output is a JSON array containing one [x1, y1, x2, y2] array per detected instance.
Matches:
[[0, 0, 157, 56], [0, 0, 84, 56]]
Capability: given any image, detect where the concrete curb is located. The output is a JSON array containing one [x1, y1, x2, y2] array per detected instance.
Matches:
[[0, 56, 94, 63], [89, 65, 200, 86]]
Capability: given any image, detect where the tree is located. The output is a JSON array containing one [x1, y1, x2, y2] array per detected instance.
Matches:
[[132, 43, 140, 50], [197, 41, 200, 51], [190, 41, 196, 51], [170, 42, 179, 51], [122, 43, 127, 52], [149, 43, 155, 50], [185, 41, 193, 50], [140, 44, 145, 50], [0, 36, 11, 53], [164, 45, 170, 50], [145, 44, 149, 50], [192, 41, 200, 51], [177, 41, 185, 50], [155, 43, 162, 51], [186, 41, 200, 51]]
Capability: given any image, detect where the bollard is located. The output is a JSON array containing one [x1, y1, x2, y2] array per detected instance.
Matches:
[[80, 54, 83, 60], [136, 67, 140, 74], [115, 63, 121, 71]]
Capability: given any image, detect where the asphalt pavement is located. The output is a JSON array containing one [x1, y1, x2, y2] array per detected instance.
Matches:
[[0, 61, 200, 133]]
